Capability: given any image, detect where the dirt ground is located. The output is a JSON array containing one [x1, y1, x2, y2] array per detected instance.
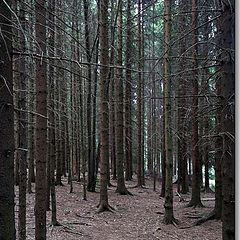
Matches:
[[15, 176, 222, 240]]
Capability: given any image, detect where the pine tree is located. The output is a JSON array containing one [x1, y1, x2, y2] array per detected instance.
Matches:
[[0, 0, 16, 238], [35, 0, 48, 238]]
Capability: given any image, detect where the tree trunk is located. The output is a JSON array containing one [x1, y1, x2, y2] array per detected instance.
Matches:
[[48, 0, 59, 226], [35, 0, 48, 238], [125, 0, 133, 181], [83, 0, 95, 193], [55, 0, 64, 186], [137, 0, 144, 188], [187, 0, 203, 208], [160, 96, 166, 197], [220, 1, 235, 239], [0, 1, 16, 238], [18, 1, 27, 238], [92, 26, 100, 190], [177, 0, 189, 193], [214, 77, 223, 219], [97, 0, 112, 212], [162, 0, 177, 225], [115, 0, 131, 195], [108, 0, 118, 184]]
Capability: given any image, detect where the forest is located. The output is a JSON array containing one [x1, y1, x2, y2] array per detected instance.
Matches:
[[0, 0, 235, 239]]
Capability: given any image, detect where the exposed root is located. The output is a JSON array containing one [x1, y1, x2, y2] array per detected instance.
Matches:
[[185, 201, 204, 208], [177, 225, 193, 229], [115, 187, 133, 196], [75, 213, 94, 219], [162, 217, 180, 226], [97, 202, 115, 213], [194, 211, 216, 226], [130, 184, 147, 189], [59, 225, 83, 236], [50, 220, 61, 227]]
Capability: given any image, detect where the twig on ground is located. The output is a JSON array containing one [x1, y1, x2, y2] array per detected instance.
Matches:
[[175, 191, 185, 202]]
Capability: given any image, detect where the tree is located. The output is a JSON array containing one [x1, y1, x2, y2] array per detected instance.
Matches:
[[220, 1, 235, 239], [97, 0, 113, 212], [0, 0, 16, 238], [162, 0, 177, 225], [84, 0, 95, 193], [17, 1, 27, 238], [187, 0, 203, 208], [115, 0, 132, 195], [137, 0, 144, 188], [35, 0, 48, 238], [177, 0, 189, 195], [125, 0, 133, 181], [48, 0, 59, 226]]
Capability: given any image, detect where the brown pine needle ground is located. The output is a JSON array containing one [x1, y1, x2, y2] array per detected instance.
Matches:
[[15, 176, 222, 240]]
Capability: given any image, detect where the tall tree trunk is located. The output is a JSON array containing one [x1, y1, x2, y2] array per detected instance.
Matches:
[[84, 0, 95, 193], [55, 0, 64, 186], [97, 0, 112, 212], [0, 1, 16, 238], [115, 0, 131, 195], [220, 1, 235, 239], [141, 7, 145, 187], [35, 0, 48, 239], [92, 27, 100, 190], [137, 0, 143, 188], [177, 0, 189, 193], [27, 16, 36, 189], [18, 1, 27, 238], [48, 0, 59, 226], [125, 0, 133, 181], [162, 0, 177, 225], [214, 77, 223, 219], [108, 0, 119, 184], [187, 0, 203, 208]]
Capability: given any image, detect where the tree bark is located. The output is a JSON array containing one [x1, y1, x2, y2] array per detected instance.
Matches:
[[0, 0, 16, 238], [125, 0, 133, 181], [219, 1, 235, 239], [84, 0, 95, 193], [187, 0, 203, 208], [162, 0, 177, 225], [115, 0, 131, 195], [35, 0, 48, 239], [18, 1, 27, 238], [98, 0, 112, 212], [137, 0, 144, 188], [177, 0, 189, 195]]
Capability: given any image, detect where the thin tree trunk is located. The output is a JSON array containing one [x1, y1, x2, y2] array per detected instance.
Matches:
[[115, 0, 131, 195], [83, 0, 95, 193], [162, 0, 177, 225], [108, 0, 119, 184], [18, 1, 27, 238], [48, 0, 59, 226], [125, 0, 133, 181], [137, 0, 143, 188], [27, 12, 36, 188], [0, 0, 16, 238], [160, 98, 166, 197], [187, 0, 203, 208], [92, 28, 99, 190], [35, 0, 48, 238]]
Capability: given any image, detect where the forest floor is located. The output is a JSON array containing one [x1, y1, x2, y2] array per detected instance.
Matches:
[[15, 176, 222, 240]]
